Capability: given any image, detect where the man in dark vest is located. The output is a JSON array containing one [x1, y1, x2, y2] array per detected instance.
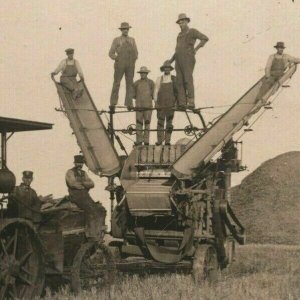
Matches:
[[51, 48, 84, 100], [154, 61, 178, 145], [8, 171, 47, 224], [133, 66, 155, 145], [169, 13, 209, 109], [109, 22, 138, 109], [66, 155, 106, 241], [256, 42, 300, 104]]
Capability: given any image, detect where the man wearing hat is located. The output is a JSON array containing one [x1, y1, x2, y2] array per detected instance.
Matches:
[[109, 22, 138, 109], [65, 155, 106, 241], [169, 13, 209, 109], [256, 42, 300, 103], [51, 48, 84, 100], [154, 61, 178, 145], [133, 66, 155, 145], [8, 171, 49, 224]]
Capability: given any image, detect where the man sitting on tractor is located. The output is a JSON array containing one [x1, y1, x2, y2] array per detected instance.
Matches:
[[7, 171, 51, 226], [65, 155, 106, 241]]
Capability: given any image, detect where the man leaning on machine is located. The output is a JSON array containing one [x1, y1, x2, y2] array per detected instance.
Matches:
[[256, 42, 300, 104]]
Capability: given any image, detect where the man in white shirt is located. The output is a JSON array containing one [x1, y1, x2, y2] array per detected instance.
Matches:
[[65, 155, 106, 241], [154, 61, 178, 145], [51, 48, 84, 100], [256, 42, 300, 103]]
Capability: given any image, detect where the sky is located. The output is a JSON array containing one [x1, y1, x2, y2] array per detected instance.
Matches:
[[1, 0, 300, 214]]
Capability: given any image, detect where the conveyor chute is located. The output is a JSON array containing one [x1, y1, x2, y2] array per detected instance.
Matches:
[[172, 65, 297, 179], [54, 81, 121, 177]]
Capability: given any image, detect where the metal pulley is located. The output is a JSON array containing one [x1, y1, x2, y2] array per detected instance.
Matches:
[[122, 124, 136, 135], [184, 125, 198, 136]]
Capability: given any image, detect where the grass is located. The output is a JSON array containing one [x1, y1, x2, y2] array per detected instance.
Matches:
[[43, 244, 300, 300]]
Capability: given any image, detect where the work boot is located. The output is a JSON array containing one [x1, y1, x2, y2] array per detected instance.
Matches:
[[187, 98, 195, 109], [155, 142, 162, 146]]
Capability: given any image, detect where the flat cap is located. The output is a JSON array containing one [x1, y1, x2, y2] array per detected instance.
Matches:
[[65, 48, 74, 54], [23, 170, 33, 178]]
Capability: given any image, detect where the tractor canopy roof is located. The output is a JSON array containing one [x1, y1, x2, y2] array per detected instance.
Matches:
[[0, 116, 53, 133]]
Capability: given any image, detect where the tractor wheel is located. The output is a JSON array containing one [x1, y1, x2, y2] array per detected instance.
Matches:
[[192, 244, 220, 284], [71, 242, 116, 295], [0, 221, 45, 300]]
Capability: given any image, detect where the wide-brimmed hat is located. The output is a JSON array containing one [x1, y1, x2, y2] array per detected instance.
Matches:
[[160, 60, 174, 72], [137, 66, 150, 73], [74, 155, 85, 163], [23, 170, 33, 179], [65, 48, 74, 54], [274, 42, 285, 49], [119, 22, 132, 30], [176, 13, 190, 24]]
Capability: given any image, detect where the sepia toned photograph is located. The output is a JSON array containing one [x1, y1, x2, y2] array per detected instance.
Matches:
[[0, 1, 300, 299]]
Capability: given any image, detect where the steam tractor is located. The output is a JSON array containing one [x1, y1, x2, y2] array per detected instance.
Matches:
[[0, 117, 114, 299]]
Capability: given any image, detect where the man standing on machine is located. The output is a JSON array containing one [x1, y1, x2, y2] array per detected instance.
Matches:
[[154, 61, 177, 145]]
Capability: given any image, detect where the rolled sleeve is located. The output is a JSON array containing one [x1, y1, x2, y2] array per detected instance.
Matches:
[[109, 38, 118, 60], [53, 59, 66, 75], [65, 170, 84, 190], [132, 38, 138, 60], [286, 54, 300, 65], [83, 172, 94, 189], [192, 29, 209, 41]]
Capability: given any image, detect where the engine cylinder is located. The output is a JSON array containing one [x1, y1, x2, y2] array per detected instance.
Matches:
[[0, 168, 16, 193]]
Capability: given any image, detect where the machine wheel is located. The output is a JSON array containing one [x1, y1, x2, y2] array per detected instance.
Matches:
[[71, 242, 116, 294], [192, 244, 220, 284], [0, 220, 45, 300]]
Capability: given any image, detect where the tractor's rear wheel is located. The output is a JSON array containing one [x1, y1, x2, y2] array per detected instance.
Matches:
[[192, 244, 220, 284], [0, 221, 45, 300], [71, 242, 116, 295]]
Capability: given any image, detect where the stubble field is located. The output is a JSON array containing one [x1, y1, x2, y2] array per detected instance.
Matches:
[[45, 244, 300, 300]]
